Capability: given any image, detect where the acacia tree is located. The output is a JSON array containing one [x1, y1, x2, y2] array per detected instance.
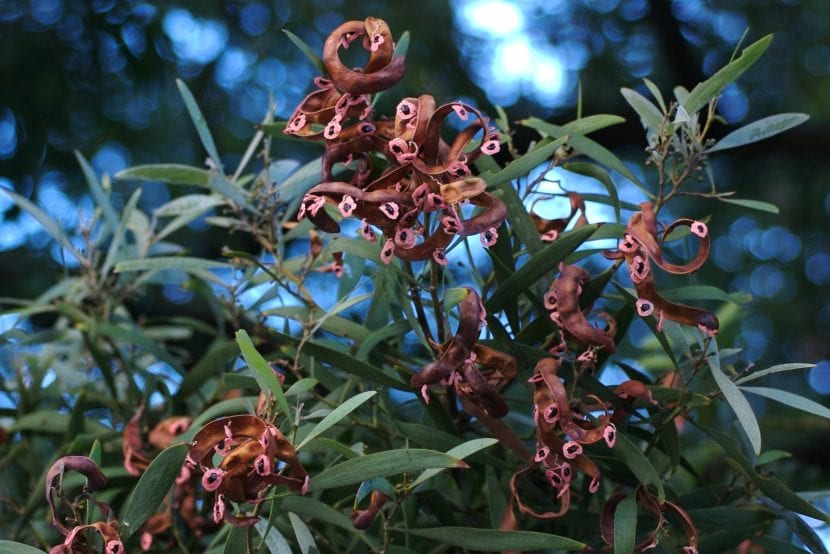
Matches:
[[0, 16, 826, 554]]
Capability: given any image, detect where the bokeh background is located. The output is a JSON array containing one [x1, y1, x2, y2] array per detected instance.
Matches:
[[1, 0, 829, 463]]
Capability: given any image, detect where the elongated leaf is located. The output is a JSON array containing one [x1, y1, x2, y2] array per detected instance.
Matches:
[[116, 164, 211, 187], [661, 285, 752, 305], [563, 162, 621, 220], [621, 87, 664, 134], [75, 150, 119, 232], [561, 114, 626, 135], [283, 28, 326, 75], [756, 450, 792, 466], [119, 444, 188, 539], [523, 118, 644, 188], [683, 35, 773, 115], [236, 330, 292, 419], [297, 391, 376, 450], [708, 113, 809, 152], [308, 449, 465, 492], [255, 520, 293, 554], [310, 293, 372, 335], [270, 330, 410, 390], [208, 172, 255, 212], [275, 158, 323, 203], [0, 541, 47, 554], [0, 187, 83, 262], [647, 386, 711, 407], [114, 256, 232, 273], [223, 526, 250, 554], [396, 527, 585, 551], [176, 340, 239, 399], [176, 78, 222, 167], [643, 78, 666, 112], [740, 386, 830, 420], [289, 512, 318, 554], [281, 496, 377, 547], [101, 188, 141, 277], [410, 438, 499, 488], [614, 497, 637, 554], [735, 363, 816, 385], [614, 432, 666, 502], [10, 411, 112, 435], [486, 224, 599, 313], [155, 194, 224, 217], [718, 197, 780, 214], [483, 135, 568, 189], [708, 356, 762, 455], [355, 321, 410, 361]]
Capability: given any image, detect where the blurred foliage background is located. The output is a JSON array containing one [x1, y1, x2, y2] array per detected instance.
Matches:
[[1, 0, 828, 467]]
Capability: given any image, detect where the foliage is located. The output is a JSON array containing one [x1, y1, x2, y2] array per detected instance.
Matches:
[[0, 16, 826, 554]]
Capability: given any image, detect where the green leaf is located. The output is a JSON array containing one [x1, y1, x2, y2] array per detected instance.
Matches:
[[643, 78, 666, 113], [718, 197, 780, 214], [740, 386, 830, 420], [661, 285, 752, 305], [707, 113, 809, 153], [115, 164, 211, 187], [285, 378, 319, 396], [176, 78, 222, 168], [236, 330, 292, 419], [410, 438, 499, 488], [281, 496, 377, 547], [563, 162, 621, 220], [483, 135, 568, 189], [485, 224, 599, 313], [395, 527, 585, 552], [270, 330, 410, 390], [0, 187, 84, 262], [521, 118, 644, 188], [394, 30, 410, 57], [283, 28, 326, 75], [255, 519, 293, 554], [683, 34, 773, 115], [11, 411, 112, 435], [621, 87, 664, 135], [613, 432, 666, 502], [735, 363, 816, 385], [709, 354, 762, 455], [614, 497, 637, 554], [114, 256, 233, 273], [297, 391, 377, 450], [101, 188, 141, 277], [0, 541, 48, 554], [646, 386, 711, 407], [176, 340, 239, 399], [289, 512, 318, 554], [756, 450, 792, 466], [155, 194, 224, 217], [119, 443, 188, 539], [354, 321, 410, 361], [208, 172, 256, 212], [308, 449, 465, 492], [561, 114, 626, 135], [75, 150, 119, 232], [275, 158, 323, 203]]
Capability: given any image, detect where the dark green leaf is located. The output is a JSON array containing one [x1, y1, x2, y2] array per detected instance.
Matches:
[[708, 113, 809, 152], [176, 340, 239, 399], [176, 78, 222, 168], [236, 329, 292, 419], [614, 497, 637, 554], [76, 150, 119, 232], [395, 527, 585, 551], [410, 438, 499, 488], [116, 164, 211, 187], [283, 28, 326, 75], [120, 443, 188, 539], [11, 411, 112, 435], [613, 432, 666, 502], [620, 87, 664, 134], [563, 162, 621, 220], [661, 285, 752, 305], [740, 386, 830, 420], [0, 541, 47, 554], [756, 450, 792, 466], [719, 197, 780, 214], [735, 363, 815, 385], [486, 224, 598, 314], [709, 355, 762, 455], [683, 35, 773, 115], [308, 449, 465, 492], [297, 391, 376, 450], [114, 256, 233, 273]]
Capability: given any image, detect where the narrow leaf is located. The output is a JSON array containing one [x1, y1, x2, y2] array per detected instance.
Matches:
[[620, 87, 664, 134], [0, 542, 47, 554], [289, 512, 318, 554], [75, 150, 119, 232], [643, 78, 666, 113], [283, 29, 326, 75], [486, 224, 599, 313], [614, 432, 666, 502], [741, 386, 830, 420], [119, 444, 188, 539], [236, 330, 292, 419], [297, 391, 377, 450], [563, 162, 621, 220], [114, 256, 232, 273], [614, 497, 637, 554], [101, 188, 141, 277], [718, 197, 780, 213], [410, 438, 499, 488], [683, 34, 773, 115], [735, 363, 816, 385], [207, 172, 255, 212], [308, 449, 465, 492], [0, 187, 83, 262], [396, 527, 585, 551], [176, 78, 222, 168], [256, 519, 297, 554], [115, 164, 211, 187], [708, 113, 809, 152], [709, 356, 762, 455]]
